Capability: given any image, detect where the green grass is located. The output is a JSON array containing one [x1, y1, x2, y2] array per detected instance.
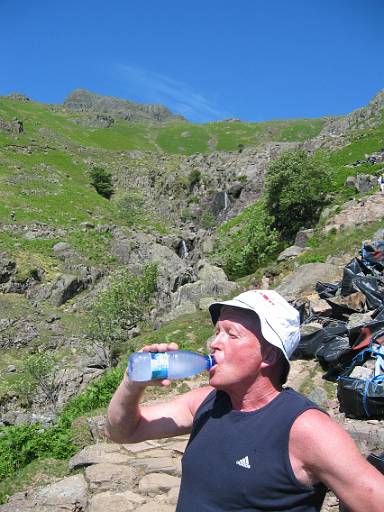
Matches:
[[327, 124, 384, 191], [133, 310, 214, 353], [0, 97, 326, 156], [0, 458, 70, 504], [296, 220, 384, 265], [67, 229, 116, 266]]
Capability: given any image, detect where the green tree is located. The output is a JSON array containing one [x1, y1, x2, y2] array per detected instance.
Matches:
[[89, 264, 158, 367], [89, 166, 114, 199], [16, 353, 67, 414], [263, 149, 331, 241], [188, 169, 201, 192], [217, 199, 280, 279]]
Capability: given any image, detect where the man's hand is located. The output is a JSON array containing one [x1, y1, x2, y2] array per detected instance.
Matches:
[[107, 341, 211, 444], [132, 342, 179, 387]]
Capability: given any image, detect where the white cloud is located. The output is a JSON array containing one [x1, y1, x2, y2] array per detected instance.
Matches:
[[116, 63, 230, 122]]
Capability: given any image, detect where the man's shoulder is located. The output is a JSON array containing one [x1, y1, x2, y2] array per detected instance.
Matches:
[[290, 406, 337, 447], [183, 385, 215, 417]]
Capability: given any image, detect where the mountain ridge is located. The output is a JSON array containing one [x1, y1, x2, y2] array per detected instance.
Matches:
[[63, 88, 186, 123]]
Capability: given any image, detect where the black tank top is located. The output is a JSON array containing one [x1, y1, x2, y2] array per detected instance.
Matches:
[[176, 388, 327, 511]]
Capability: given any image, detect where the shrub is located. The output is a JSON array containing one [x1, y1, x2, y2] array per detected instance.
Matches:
[[200, 210, 216, 229], [89, 166, 114, 199], [116, 190, 145, 225], [263, 149, 331, 241], [89, 264, 158, 367], [60, 367, 124, 427], [216, 199, 280, 279], [0, 422, 75, 481], [21, 353, 67, 414], [188, 169, 201, 192], [0, 367, 124, 483]]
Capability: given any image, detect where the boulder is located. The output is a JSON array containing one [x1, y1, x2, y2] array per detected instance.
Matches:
[[0, 254, 16, 283], [355, 173, 376, 193], [135, 503, 175, 512], [53, 242, 81, 262], [322, 192, 384, 233], [294, 229, 315, 248], [85, 462, 137, 492], [111, 231, 195, 296], [49, 274, 87, 306], [345, 175, 357, 189], [275, 263, 343, 301], [277, 245, 306, 261], [0, 474, 88, 511], [138, 473, 181, 494], [166, 262, 236, 320], [69, 443, 132, 470], [88, 491, 143, 512]]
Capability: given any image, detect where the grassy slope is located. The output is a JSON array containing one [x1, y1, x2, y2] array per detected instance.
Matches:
[[0, 97, 326, 270], [0, 97, 325, 153]]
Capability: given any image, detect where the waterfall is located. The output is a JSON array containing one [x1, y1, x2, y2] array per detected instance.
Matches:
[[223, 191, 229, 211], [178, 240, 189, 258]]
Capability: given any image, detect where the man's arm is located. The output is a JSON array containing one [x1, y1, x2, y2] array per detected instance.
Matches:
[[105, 342, 213, 444], [290, 409, 384, 512]]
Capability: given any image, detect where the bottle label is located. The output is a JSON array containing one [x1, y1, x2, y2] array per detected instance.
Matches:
[[150, 352, 169, 379]]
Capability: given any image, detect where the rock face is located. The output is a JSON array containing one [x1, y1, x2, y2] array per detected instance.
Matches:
[[64, 89, 184, 123], [319, 89, 384, 137], [0, 116, 23, 134], [110, 230, 236, 322], [322, 192, 384, 234]]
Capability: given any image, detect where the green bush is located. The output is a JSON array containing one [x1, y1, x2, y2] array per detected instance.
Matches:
[[188, 169, 201, 191], [116, 190, 146, 225], [0, 423, 75, 481], [0, 366, 125, 483], [89, 264, 158, 367], [264, 149, 331, 241], [200, 210, 216, 229], [60, 367, 124, 427], [16, 353, 66, 414], [89, 166, 114, 199], [216, 199, 280, 279]]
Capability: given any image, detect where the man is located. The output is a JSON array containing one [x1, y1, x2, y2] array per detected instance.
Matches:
[[106, 289, 384, 511]]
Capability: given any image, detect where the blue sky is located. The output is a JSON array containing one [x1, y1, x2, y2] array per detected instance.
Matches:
[[1, 0, 383, 122]]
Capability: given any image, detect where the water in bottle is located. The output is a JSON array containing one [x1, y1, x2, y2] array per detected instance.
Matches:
[[127, 350, 215, 382]]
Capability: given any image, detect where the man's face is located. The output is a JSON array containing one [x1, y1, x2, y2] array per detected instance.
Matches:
[[208, 307, 267, 391]]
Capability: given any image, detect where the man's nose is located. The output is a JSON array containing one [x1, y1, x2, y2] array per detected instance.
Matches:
[[209, 333, 223, 350]]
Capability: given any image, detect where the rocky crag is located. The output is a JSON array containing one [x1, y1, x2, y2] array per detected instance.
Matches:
[[63, 89, 185, 124]]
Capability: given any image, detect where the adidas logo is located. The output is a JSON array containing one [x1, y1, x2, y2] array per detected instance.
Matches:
[[236, 456, 251, 469]]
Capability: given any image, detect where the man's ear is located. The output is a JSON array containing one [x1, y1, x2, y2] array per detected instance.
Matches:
[[261, 345, 280, 368]]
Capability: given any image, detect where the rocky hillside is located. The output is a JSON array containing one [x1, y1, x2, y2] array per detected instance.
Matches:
[[0, 88, 383, 420], [320, 89, 384, 137], [0, 87, 384, 508]]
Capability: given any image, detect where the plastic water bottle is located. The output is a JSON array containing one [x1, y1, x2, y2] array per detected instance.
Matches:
[[127, 350, 215, 382]]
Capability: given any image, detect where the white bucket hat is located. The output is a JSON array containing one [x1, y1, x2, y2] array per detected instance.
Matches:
[[208, 289, 300, 362]]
